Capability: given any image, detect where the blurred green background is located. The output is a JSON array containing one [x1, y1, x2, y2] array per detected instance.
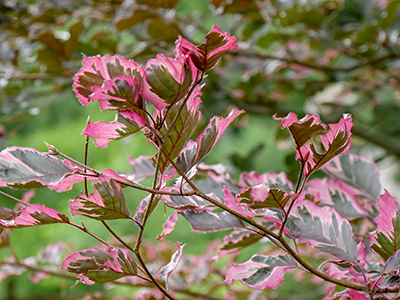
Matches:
[[1, 0, 400, 299]]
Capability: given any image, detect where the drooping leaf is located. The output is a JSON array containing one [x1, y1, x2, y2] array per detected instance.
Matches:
[[291, 200, 358, 263], [151, 86, 202, 172], [143, 54, 195, 110], [370, 190, 400, 261], [0, 147, 73, 189], [61, 247, 138, 286], [159, 242, 185, 290], [323, 152, 381, 202], [0, 204, 69, 228], [215, 229, 263, 260], [82, 110, 146, 148], [224, 254, 297, 290], [176, 25, 238, 72], [73, 55, 144, 106], [70, 178, 130, 220]]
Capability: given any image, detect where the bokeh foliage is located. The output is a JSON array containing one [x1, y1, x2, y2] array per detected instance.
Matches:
[[1, 0, 400, 299]]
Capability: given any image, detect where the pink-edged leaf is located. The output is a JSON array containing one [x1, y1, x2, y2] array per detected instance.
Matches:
[[323, 152, 381, 202], [238, 185, 294, 210], [176, 25, 238, 72], [187, 109, 244, 170], [370, 190, 400, 261], [324, 289, 371, 300], [61, 246, 138, 285], [275, 113, 353, 178], [215, 229, 263, 260], [151, 86, 202, 172], [90, 76, 142, 111], [305, 178, 369, 220], [159, 242, 185, 290], [127, 156, 155, 182], [274, 113, 326, 148], [70, 178, 130, 220], [181, 209, 245, 232], [82, 110, 146, 148], [73, 55, 144, 106], [224, 254, 297, 291], [301, 114, 353, 177], [142, 54, 195, 110], [383, 249, 400, 274], [0, 147, 73, 189], [291, 200, 358, 263], [0, 204, 69, 228]]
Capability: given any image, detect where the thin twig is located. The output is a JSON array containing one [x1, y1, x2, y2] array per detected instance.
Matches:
[[0, 190, 29, 206]]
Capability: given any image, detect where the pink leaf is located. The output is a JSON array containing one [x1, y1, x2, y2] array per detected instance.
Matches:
[[0, 204, 69, 228], [157, 211, 179, 241], [90, 75, 144, 113], [175, 25, 238, 72], [159, 242, 185, 290], [239, 171, 293, 190], [274, 112, 326, 148], [305, 178, 369, 219], [276, 113, 353, 177], [82, 110, 146, 148], [73, 55, 144, 106], [189, 109, 244, 169], [370, 190, 400, 261], [291, 200, 358, 263], [70, 178, 130, 220], [0, 147, 74, 189], [151, 85, 202, 172], [61, 246, 138, 286], [142, 54, 196, 110], [224, 254, 297, 290]]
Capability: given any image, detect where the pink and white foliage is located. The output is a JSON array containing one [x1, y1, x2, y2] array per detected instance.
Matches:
[[305, 178, 369, 219], [175, 25, 238, 72], [73, 55, 143, 106], [0, 204, 69, 228], [61, 246, 138, 286], [224, 254, 297, 290], [90, 75, 142, 111], [0, 146, 74, 189], [369, 190, 400, 261], [322, 152, 381, 202], [70, 177, 130, 220], [276, 113, 353, 177], [239, 171, 293, 190], [189, 109, 244, 169], [291, 199, 359, 263]]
